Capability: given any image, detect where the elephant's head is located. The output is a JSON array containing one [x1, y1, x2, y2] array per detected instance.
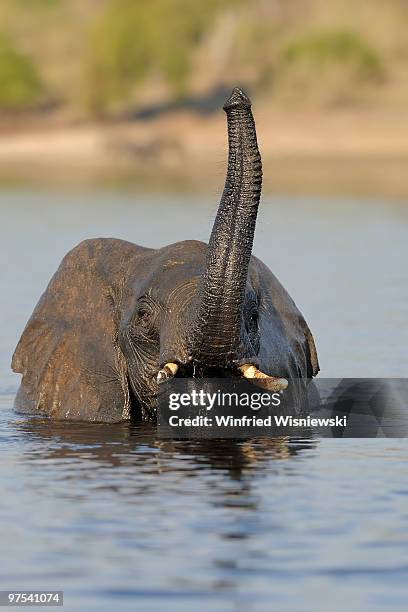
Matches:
[[12, 88, 319, 422]]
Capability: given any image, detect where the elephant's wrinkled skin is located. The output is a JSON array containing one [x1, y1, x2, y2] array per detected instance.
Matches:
[[12, 88, 319, 422]]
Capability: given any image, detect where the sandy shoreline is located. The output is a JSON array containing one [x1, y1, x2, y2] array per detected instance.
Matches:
[[1, 108, 407, 197]]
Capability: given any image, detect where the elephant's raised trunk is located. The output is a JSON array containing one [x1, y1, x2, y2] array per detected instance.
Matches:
[[189, 87, 262, 366]]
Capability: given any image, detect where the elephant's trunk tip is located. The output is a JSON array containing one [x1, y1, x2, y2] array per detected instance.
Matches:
[[223, 87, 252, 112]]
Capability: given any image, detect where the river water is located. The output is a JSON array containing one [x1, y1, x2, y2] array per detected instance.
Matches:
[[0, 188, 407, 610]]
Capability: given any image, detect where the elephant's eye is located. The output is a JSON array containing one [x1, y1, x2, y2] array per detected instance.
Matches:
[[249, 309, 258, 327], [245, 298, 260, 353], [131, 296, 159, 339], [136, 307, 152, 327], [246, 302, 259, 331], [249, 310, 258, 325]]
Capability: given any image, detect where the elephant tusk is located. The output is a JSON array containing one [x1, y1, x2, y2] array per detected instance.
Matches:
[[238, 364, 288, 392], [157, 362, 179, 385]]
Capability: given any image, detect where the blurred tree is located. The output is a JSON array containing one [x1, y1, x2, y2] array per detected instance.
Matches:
[[281, 30, 383, 81], [0, 33, 44, 110], [271, 29, 385, 105], [14, 0, 61, 6], [84, 0, 239, 114], [0, 0, 404, 115]]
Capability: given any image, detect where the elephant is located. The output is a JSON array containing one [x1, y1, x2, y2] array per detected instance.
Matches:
[[11, 87, 319, 423]]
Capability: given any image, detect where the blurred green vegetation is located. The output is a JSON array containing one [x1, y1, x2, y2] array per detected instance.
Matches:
[[0, 33, 43, 110], [281, 30, 383, 81], [85, 0, 233, 113], [0, 0, 407, 116], [15, 0, 61, 7], [268, 29, 385, 105]]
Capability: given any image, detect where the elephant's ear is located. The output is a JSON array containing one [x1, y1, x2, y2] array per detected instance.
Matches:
[[249, 256, 320, 379], [12, 238, 140, 422]]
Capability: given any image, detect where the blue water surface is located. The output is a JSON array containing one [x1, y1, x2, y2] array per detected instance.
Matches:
[[0, 189, 407, 611]]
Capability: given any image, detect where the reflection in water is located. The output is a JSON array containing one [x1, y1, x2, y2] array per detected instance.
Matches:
[[15, 415, 317, 486], [2, 405, 408, 612], [1, 189, 408, 611]]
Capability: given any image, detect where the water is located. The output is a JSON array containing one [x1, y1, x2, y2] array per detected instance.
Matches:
[[0, 189, 408, 610]]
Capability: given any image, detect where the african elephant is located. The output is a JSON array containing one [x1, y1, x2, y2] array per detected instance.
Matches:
[[12, 88, 319, 422]]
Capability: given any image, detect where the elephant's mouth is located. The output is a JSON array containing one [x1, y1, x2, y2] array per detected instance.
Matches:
[[157, 361, 288, 393]]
